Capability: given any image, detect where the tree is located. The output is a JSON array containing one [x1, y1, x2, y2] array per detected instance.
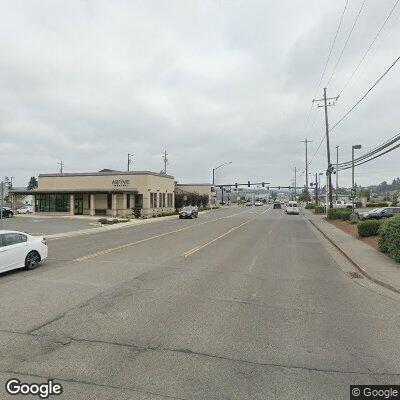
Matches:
[[27, 176, 38, 190], [299, 188, 311, 202]]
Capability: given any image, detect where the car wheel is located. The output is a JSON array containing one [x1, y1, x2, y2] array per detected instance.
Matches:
[[25, 251, 41, 270], [9, 212, 13, 218]]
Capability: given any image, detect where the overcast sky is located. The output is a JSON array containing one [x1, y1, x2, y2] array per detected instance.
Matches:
[[1, 0, 399, 188]]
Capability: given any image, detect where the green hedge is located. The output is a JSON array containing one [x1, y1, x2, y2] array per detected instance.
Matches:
[[357, 220, 383, 237], [305, 203, 315, 209], [314, 206, 325, 214], [366, 202, 389, 207], [378, 215, 400, 263], [327, 208, 352, 221]]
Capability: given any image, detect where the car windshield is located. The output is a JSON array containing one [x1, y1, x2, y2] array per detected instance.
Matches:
[[181, 207, 191, 211]]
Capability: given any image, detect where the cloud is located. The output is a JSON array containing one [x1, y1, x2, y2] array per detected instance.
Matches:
[[0, 0, 399, 188]]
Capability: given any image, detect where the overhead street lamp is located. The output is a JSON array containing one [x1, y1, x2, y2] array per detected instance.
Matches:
[[352, 144, 362, 211], [212, 161, 232, 186]]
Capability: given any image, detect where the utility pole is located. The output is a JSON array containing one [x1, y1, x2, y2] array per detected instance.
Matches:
[[163, 150, 168, 174], [294, 167, 297, 199], [58, 161, 64, 174], [127, 153, 133, 171], [300, 139, 312, 195], [0, 181, 4, 230], [335, 145, 339, 201], [313, 88, 339, 209], [314, 173, 318, 206]]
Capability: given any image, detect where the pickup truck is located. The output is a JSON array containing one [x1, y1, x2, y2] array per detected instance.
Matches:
[[321, 200, 353, 209]]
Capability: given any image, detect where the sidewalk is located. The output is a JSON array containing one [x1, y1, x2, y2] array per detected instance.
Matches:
[[303, 209, 400, 294]]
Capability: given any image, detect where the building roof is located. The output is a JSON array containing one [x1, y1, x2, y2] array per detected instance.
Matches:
[[38, 170, 174, 179], [9, 188, 139, 195], [176, 183, 212, 186]]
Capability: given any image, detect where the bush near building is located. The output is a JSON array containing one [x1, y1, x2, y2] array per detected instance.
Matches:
[[305, 203, 315, 209], [327, 208, 352, 221], [174, 192, 209, 210], [366, 202, 389, 207], [378, 215, 400, 263], [357, 220, 383, 237], [314, 206, 325, 214]]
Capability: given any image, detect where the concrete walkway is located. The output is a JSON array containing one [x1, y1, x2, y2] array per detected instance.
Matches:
[[303, 209, 400, 293]]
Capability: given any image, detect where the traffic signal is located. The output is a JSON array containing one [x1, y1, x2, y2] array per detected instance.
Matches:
[[262, 182, 265, 187], [288, 186, 291, 190], [278, 186, 280, 190], [235, 183, 238, 189], [248, 181, 250, 187], [267, 186, 270, 190]]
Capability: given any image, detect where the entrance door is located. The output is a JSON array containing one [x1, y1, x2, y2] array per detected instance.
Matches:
[[74, 194, 83, 215]]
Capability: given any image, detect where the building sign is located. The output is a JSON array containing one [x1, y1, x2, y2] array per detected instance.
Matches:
[[112, 179, 130, 187]]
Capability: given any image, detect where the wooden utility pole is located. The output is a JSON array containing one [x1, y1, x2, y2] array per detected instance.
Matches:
[[58, 161, 64, 174], [313, 88, 339, 208], [163, 150, 168, 174], [336, 145, 339, 200], [300, 139, 312, 192]]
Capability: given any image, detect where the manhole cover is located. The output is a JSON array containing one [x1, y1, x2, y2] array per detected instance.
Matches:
[[348, 271, 363, 279]]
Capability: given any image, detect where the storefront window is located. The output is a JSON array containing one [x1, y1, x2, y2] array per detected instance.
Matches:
[[35, 194, 70, 212]]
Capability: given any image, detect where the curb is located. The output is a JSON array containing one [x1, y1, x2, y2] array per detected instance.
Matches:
[[302, 210, 400, 296]]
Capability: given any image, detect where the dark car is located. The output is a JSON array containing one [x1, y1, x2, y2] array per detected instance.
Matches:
[[179, 206, 198, 219], [0, 207, 13, 218], [273, 202, 281, 209], [360, 207, 400, 220]]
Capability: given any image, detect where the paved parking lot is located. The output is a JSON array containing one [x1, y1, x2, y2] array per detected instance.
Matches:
[[0, 216, 97, 235]]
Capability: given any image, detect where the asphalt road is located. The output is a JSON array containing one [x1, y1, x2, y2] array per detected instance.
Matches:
[[1, 206, 399, 399], [0, 216, 96, 235]]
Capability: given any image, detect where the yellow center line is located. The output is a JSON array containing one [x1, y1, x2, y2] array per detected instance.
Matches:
[[74, 210, 251, 262], [181, 218, 254, 258]]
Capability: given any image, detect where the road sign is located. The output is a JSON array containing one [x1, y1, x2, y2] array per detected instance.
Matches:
[[351, 188, 356, 198]]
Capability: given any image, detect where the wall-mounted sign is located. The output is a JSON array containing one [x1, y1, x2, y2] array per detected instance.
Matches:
[[112, 179, 130, 187]]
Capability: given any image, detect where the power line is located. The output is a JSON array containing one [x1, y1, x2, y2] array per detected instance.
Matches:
[[339, 142, 400, 170], [312, 0, 349, 99], [339, 0, 400, 96], [330, 55, 400, 132], [338, 132, 400, 167], [326, 0, 367, 88]]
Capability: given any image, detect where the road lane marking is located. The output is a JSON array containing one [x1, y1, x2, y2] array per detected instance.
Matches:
[[74, 210, 251, 262], [261, 207, 271, 214], [181, 219, 254, 258]]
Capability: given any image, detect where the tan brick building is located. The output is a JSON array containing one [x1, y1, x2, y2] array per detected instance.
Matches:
[[11, 170, 175, 217]]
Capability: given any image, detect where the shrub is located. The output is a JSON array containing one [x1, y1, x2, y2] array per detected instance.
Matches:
[[133, 206, 142, 219], [357, 220, 383, 237], [305, 203, 315, 209], [366, 202, 389, 208], [378, 215, 400, 262], [314, 206, 325, 214], [327, 208, 352, 221], [98, 218, 108, 225]]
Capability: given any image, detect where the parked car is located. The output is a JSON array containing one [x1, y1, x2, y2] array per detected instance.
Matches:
[[179, 206, 198, 219], [17, 205, 33, 214], [333, 200, 353, 209], [0, 207, 13, 218], [286, 201, 300, 215], [273, 201, 281, 209], [254, 201, 263, 206], [245, 201, 252, 206], [0, 230, 48, 273], [359, 207, 400, 220]]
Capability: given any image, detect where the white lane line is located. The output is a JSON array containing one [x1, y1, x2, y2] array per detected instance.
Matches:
[[74, 209, 249, 262], [181, 218, 254, 258]]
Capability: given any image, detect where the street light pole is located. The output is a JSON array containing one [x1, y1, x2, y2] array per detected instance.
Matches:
[[352, 145, 362, 211], [212, 161, 232, 204], [336, 145, 339, 201], [127, 153, 133, 172]]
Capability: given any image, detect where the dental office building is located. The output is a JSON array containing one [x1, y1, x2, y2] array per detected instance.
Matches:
[[11, 170, 175, 217]]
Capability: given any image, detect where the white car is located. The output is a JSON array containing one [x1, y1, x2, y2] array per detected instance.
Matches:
[[254, 201, 263, 206], [286, 201, 300, 215], [17, 205, 33, 214], [0, 230, 48, 273]]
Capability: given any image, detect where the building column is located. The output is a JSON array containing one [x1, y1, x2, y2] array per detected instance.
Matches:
[[32, 197, 36, 214], [12, 194, 17, 214], [122, 193, 127, 212], [70, 194, 75, 215], [112, 193, 117, 217], [90, 194, 95, 216]]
